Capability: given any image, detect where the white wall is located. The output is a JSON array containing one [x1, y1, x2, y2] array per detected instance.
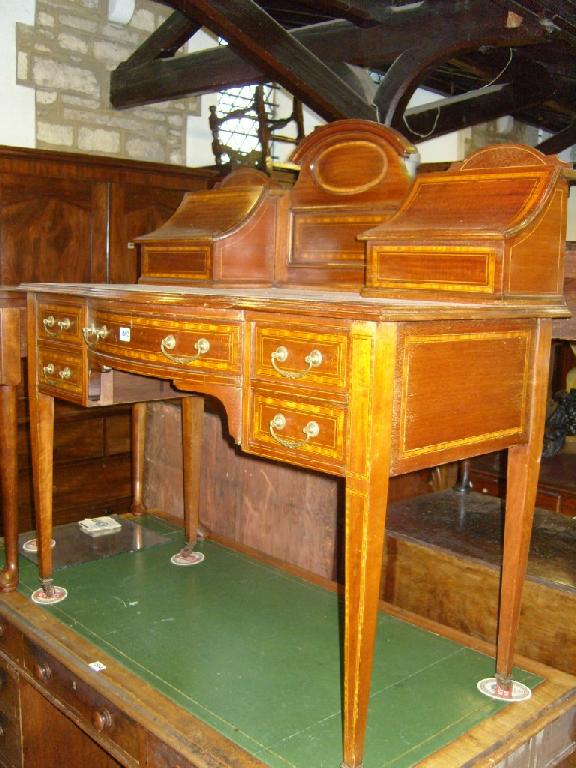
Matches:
[[0, 0, 36, 148], [407, 89, 470, 163]]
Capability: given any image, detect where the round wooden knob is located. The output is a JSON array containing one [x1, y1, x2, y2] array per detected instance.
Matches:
[[92, 708, 113, 732], [33, 662, 52, 682]]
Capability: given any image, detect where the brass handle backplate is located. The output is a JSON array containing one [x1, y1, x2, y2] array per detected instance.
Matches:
[[58, 367, 71, 380], [269, 413, 320, 449], [43, 315, 71, 337], [161, 334, 210, 365], [82, 323, 109, 347], [270, 345, 322, 379]]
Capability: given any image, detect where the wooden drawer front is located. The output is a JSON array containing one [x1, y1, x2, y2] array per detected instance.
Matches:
[[0, 621, 23, 666], [23, 642, 140, 763], [367, 245, 498, 295], [87, 312, 242, 375], [38, 346, 84, 397], [146, 735, 196, 768], [0, 660, 21, 768], [0, 660, 19, 721], [247, 388, 346, 470], [37, 303, 83, 344], [0, 710, 21, 768], [141, 244, 211, 281], [252, 324, 348, 389]]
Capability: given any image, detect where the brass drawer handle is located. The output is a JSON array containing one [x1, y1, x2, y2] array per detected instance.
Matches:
[[270, 345, 323, 379], [58, 367, 71, 380], [43, 315, 71, 337], [43, 363, 55, 376], [161, 334, 210, 364], [82, 323, 109, 347], [269, 413, 320, 449]]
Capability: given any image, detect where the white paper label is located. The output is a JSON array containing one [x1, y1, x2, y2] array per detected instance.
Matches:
[[119, 327, 131, 342], [88, 661, 106, 672]]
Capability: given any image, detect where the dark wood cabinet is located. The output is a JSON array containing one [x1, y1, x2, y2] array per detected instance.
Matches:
[[0, 146, 215, 529]]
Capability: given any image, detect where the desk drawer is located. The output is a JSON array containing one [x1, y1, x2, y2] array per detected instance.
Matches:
[[0, 659, 21, 768], [252, 323, 348, 390], [38, 345, 84, 397], [87, 312, 242, 375], [37, 302, 83, 344], [0, 659, 19, 721], [23, 641, 140, 763], [247, 387, 346, 471]]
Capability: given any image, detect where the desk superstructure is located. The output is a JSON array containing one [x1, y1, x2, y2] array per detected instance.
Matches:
[[23, 121, 570, 768]]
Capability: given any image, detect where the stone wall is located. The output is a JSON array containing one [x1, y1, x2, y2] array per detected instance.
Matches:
[[16, 0, 201, 165]]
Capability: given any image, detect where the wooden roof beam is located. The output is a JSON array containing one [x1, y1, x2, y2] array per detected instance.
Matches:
[[279, 0, 422, 27], [162, 0, 376, 121], [493, 1, 576, 39], [536, 122, 576, 154], [121, 10, 200, 69], [400, 77, 553, 143], [374, 3, 550, 128], [111, 1, 547, 110]]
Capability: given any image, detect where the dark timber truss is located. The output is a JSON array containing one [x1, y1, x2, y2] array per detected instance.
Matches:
[[110, 0, 576, 153]]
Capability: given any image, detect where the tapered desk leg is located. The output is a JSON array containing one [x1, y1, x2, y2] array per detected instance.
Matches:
[[342, 467, 391, 768], [0, 385, 19, 591], [182, 396, 204, 548], [494, 319, 551, 696], [342, 323, 395, 768], [131, 402, 147, 515], [171, 396, 205, 566], [28, 389, 66, 602]]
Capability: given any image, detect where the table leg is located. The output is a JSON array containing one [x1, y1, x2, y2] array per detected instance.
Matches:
[[0, 385, 19, 591], [494, 319, 551, 696], [131, 402, 147, 515], [342, 323, 395, 768], [342, 467, 391, 768], [28, 390, 66, 603], [171, 396, 205, 567]]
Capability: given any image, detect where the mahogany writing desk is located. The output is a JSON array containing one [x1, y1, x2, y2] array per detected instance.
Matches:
[[23, 123, 571, 768], [24, 282, 564, 768]]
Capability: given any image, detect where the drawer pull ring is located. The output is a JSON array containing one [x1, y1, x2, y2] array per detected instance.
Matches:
[[59, 367, 71, 380], [271, 346, 322, 379], [43, 363, 55, 376], [161, 334, 210, 364], [269, 413, 320, 449], [82, 324, 109, 347], [92, 708, 114, 732], [43, 315, 71, 337]]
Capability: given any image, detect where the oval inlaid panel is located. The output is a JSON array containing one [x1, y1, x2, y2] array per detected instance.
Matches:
[[312, 141, 388, 195]]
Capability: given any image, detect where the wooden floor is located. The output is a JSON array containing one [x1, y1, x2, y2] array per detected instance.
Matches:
[[8, 516, 576, 768]]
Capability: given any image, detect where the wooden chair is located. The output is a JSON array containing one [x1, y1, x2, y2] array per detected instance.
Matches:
[[209, 84, 304, 175]]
